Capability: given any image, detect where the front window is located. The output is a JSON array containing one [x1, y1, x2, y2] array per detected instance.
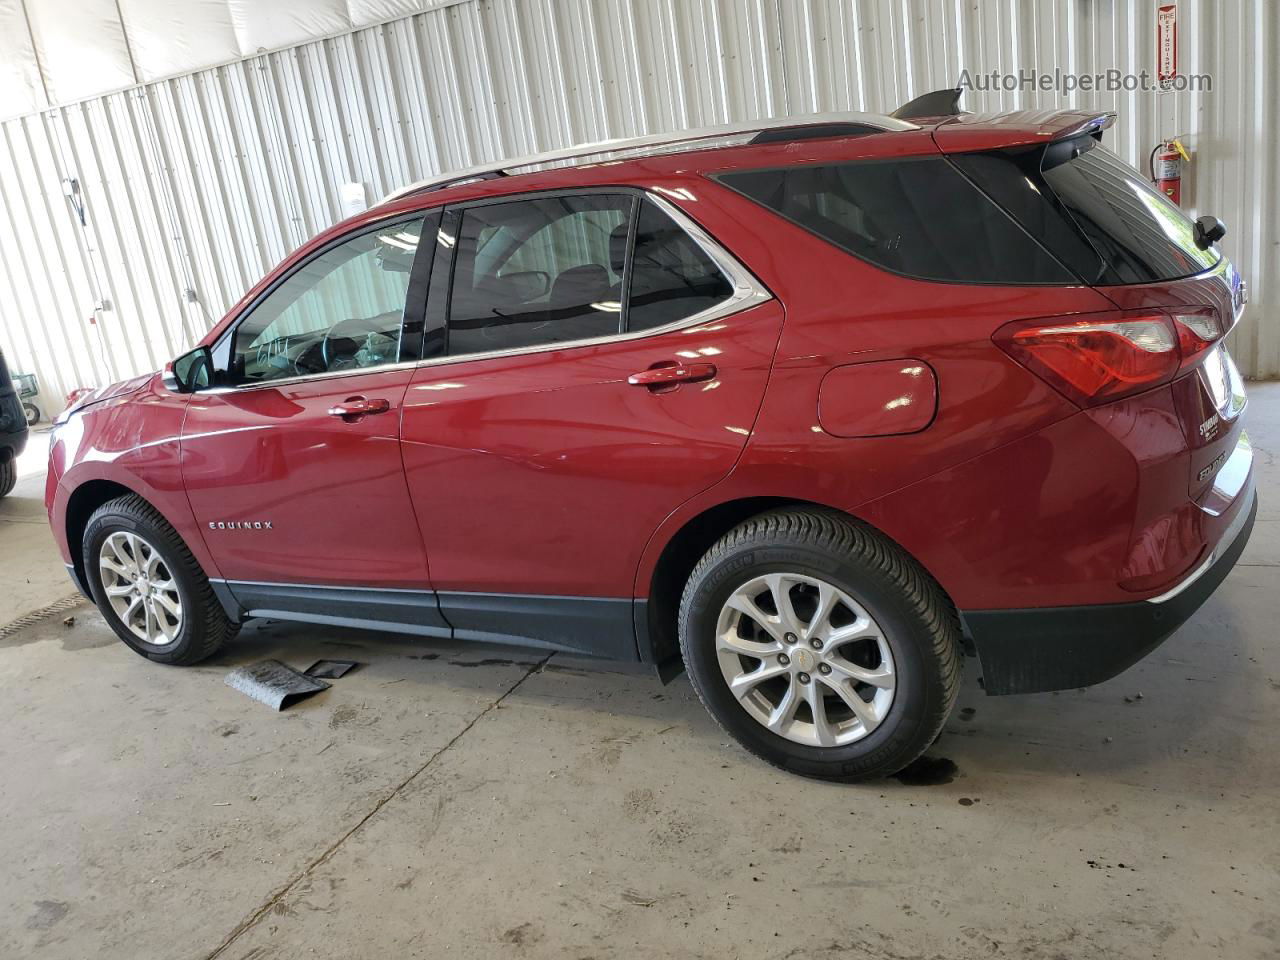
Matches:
[[231, 217, 426, 384]]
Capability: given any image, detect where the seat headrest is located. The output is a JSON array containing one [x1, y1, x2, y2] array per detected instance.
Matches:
[[550, 264, 611, 305], [609, 223, 629, 273]]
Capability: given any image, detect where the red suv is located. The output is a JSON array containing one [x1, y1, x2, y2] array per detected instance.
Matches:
[[46, 97, 1255, 781]]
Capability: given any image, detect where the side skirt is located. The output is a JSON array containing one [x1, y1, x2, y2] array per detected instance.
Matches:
[[212, 579, 642, 661], [439, 591, 639, 661]]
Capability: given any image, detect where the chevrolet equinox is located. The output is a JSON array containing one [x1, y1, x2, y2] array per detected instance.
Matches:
[[46, 94, 1256, 781]]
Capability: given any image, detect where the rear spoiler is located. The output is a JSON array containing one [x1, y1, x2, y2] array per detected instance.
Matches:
[[931, 108, 1119, 154], [1056, 112, 1117, 141]]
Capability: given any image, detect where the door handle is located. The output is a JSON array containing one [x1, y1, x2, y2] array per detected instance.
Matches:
[[327, 396, 391, 419], [627, 362, 717, 388]]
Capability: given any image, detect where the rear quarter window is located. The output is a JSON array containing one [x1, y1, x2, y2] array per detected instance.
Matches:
[[714, 157, 1076, 285]]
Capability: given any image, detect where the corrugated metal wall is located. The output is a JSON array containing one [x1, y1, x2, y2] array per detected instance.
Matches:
[[1, 0, 1277, 415]]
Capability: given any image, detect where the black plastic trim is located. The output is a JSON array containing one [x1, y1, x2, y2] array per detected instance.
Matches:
[[439, 591, 637, 660], [962, 492, 1256, 696], [209, 579, 243, 621], [221, 580, 451, 638], [749, 122, 881, 145], [64, 562, 92, 602], [399, 208, 443, 363], [210, 580, 641, 661]]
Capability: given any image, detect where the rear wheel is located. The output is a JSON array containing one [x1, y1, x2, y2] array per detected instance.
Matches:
[[84, 494, 237, 664], [678, 508, 961, 782], [0, 459, 15, 498]]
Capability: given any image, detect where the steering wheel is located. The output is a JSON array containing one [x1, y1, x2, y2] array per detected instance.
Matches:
[[321, 315, 397, 371]]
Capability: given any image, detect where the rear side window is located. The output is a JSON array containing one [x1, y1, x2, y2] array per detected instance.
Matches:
[[951, 138, 1221, 285], [628, 200, 733, 331], [715, 158, 1075, 284], [448, 195, 631, 356], [443, 194, 736, 358]]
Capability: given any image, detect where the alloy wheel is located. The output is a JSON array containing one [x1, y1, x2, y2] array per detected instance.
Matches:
[[715, 572, 896, 747], [98, 531, 183, 647]]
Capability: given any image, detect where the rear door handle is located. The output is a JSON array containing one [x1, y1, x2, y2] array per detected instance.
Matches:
[[628, 362, 717, 388], [327, 396, 391, 419]]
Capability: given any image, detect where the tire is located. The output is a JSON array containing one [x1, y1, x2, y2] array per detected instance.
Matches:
[[22, 402, 39, 426], [678, 508, 961, 782], [83, 494, 238, 665], [0, 459, 14, 499]]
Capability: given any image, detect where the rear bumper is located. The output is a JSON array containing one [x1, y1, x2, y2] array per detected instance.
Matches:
[[961, 483, 1256, 695]]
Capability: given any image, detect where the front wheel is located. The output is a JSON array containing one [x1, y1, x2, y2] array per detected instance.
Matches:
[[678, 508, 961, 782], [84, 494, 238, 665]]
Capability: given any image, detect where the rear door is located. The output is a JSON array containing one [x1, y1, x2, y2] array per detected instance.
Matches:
[[400, 190, 780, 657]]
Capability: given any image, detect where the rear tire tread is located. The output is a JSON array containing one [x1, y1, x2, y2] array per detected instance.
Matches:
[[678, 507, 962, 781]]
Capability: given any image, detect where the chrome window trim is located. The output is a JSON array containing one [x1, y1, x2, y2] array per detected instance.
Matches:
[[202, 190, 771, 393], [410, 191, 771, 370], [198, 359, 423, 395]]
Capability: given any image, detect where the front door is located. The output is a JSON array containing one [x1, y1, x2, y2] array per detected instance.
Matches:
[[400, 192, 780, 657], [182, 213, 447, 633]]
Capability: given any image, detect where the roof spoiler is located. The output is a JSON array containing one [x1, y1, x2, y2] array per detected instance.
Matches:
[[1055, 112, 1117, 141], [891, 87, 963, 120]]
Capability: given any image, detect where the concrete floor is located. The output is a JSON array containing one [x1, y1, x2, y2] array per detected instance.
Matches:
[[2, 389, 1278, 960]]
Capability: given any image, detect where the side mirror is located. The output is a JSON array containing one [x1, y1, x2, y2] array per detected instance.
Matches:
[[163, 345, 213, 394], [1194, 215, 1226, 250]]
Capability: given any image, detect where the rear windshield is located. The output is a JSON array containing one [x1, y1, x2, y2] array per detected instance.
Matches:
[[952, 138, 1221, 285], [714, 158, 1075, 284]]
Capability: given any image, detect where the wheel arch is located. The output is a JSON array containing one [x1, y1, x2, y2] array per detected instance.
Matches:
[[637, 496, 961, 677], [65, 479, 146, 594]]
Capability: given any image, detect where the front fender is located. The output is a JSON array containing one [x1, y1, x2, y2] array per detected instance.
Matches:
[[50, 377, 221, 583]]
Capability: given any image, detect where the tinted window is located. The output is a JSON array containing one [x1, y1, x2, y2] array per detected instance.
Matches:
[[232, 217, 424, 383], [627, 200, 734, 331], [1039, 138, 1220, 283], [716, 158, 1075, 284], [447, 195, 631, 356], [948, 148, 1106, 283]]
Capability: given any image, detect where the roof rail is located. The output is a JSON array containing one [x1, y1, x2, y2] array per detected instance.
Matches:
[[380, 111, 916, 204]]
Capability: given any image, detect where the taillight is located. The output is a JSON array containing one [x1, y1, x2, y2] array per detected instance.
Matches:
[[994, 308, 1223, 407], [1170, 308, 1224, 374]]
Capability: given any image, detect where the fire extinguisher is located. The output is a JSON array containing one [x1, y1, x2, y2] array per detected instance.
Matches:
[[1151, 138, 1189, 206]]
